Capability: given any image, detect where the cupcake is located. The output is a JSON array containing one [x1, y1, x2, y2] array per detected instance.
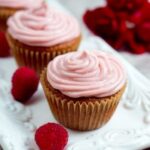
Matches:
[[6, 4, 81, 74], [0, 0, 43, 31], [0, 0, 43, 57], [41, 50, 127, 131]]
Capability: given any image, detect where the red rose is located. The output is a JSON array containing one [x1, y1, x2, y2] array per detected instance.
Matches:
[[107, 0, 147, 12], [83, 1, 149, 54], [130, 2, 150, 24], [132, 3, 150, 42], [136, 22, 150, 42], [0, 32, 10, 57], [125, 29, 145, 54], [107, 0, 125, 10], [83, 7, 119, 38]]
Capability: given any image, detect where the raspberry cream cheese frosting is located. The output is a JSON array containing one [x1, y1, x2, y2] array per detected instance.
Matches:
[[0, 0, 43, 9], [7, 4, 80, 47], [47, 50, 126, 98]]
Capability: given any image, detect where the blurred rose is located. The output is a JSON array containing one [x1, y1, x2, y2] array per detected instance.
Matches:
[[107, 0, 125, 10], [107, 0, 147, 12], [83, 1, 150, 54], [83, 7, 119, 38], [130, 2, 150, 24], [132, 3, 150, 42], [137, 22, 150, 42], [0, 32, 10, 57]]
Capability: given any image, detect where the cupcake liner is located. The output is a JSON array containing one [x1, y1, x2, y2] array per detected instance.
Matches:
[[6, 33, 81, 74], [41, 69, 126, 131], [0, 7, 17, 31]]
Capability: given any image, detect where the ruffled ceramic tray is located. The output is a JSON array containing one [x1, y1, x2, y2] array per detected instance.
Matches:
[[1, 36, 150, 150], [1, 1, 150, 150]]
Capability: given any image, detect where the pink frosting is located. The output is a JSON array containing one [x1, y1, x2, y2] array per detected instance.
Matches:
[[47, 50, 126, 98], [0, 0, 43, 8], [7, 4, 80, 47]]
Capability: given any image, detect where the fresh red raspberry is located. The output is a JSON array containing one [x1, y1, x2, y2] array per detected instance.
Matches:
[[35, 123, 68, 150], [0, 31, 10, 57], [11, 67, 39, 103]]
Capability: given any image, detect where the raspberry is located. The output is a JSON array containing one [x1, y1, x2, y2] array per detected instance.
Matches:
[[11, 67, 39, 103], [0, 31, 10, 57], [35, 123, 68, 150]]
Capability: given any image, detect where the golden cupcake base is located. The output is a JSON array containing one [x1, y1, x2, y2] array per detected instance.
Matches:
[[6, 33, 81, 74], [41, 69, 126, 131], [0, 7, 18, 31]]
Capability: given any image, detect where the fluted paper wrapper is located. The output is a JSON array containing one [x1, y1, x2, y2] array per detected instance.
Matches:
[[41, 69, 126, 131], [7, 33, 81, 74], [0, 7, 17, 31]]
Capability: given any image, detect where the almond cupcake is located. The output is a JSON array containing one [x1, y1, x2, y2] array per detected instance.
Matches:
[[0, 0, 43, 31], [6, 4, 81, 74], [41, 50, 127, 131], [0, 0, 43, 57]]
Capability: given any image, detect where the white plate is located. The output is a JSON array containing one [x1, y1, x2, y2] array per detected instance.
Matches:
[[1, 36, 150, 150], [1, 0, 150, 150]]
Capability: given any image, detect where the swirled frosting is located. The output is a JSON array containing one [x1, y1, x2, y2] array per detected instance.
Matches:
[[0, 0, 43, 9], [7, 4, 80, 46], [47, 50, 126, 98]]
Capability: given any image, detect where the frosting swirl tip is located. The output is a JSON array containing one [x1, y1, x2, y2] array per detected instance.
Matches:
[[47, 50, 127, 98], [7, 4, 80, 47]]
